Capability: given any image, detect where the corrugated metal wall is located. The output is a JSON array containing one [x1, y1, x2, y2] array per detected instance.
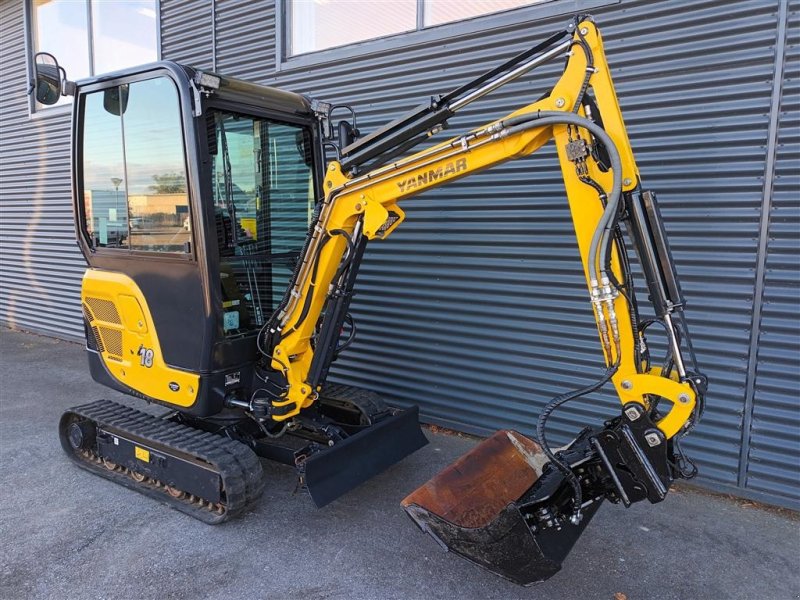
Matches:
[[1, 0, 796, 508], [746, 0, 799, 507], [160, 0, 213, 70], [215, 0, 275, 79], [0, 0, 86, 339]]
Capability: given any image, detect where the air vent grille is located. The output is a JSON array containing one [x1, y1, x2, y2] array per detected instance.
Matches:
[[99, 327, 123, 359], [85, 297, 121, 325], [91, 326, 105, 353]]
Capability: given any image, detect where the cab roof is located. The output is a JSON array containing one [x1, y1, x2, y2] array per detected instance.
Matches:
[[76, 60, 314, 118]]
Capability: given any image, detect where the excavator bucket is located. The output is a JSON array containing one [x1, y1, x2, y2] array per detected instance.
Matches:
[[402, 429, 603, 586]]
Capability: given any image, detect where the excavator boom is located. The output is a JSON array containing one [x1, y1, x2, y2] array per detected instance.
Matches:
[[257, 15, 706, 584]]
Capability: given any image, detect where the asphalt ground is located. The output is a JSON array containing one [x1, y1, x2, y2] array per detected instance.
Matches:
[[1, 328, 798, 600]]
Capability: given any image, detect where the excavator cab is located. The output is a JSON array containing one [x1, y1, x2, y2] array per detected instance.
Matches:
[[69, 63, 323, 417]]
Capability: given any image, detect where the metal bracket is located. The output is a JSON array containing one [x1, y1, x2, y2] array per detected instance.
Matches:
[[592, 408, 672, 507], [188, 81, 203, 117]]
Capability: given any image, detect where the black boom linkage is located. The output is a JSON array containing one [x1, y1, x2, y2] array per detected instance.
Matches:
[[337, 24, 578, 174]]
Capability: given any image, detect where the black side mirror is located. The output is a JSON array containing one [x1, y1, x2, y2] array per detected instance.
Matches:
[[296, 129, 314, 168], [327, 105, 359, 150], [31, 52, 75, 105], [32, 52, 61, 105], [103, 84, 129, 116]]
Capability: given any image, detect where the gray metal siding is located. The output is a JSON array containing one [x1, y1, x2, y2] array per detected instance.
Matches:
[[746, 0, 799, 505], [0, 0, 86, 340], [160, 0, 276, 77], [160, 0, 213, 69], [594, 1, 779, 489], [1, 0, 797, 508], [215, 0, 276, 79]]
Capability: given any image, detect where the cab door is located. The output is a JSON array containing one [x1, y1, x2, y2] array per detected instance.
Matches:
[[74, 69, 211, 409]]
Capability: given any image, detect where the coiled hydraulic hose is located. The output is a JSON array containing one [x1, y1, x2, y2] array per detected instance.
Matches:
[[535, 360, 619, 523]]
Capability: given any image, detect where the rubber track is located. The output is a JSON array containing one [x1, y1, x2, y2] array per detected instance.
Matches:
[[319, 383, 390, 421], [60, 399, 264, 524]]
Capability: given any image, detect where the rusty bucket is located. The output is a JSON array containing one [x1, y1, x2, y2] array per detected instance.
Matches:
[[401, 429, 603, 586]]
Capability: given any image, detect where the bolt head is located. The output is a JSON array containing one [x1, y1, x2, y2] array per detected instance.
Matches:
[[623, 178, 632, 186], [625, 406, 641, 421], [621, 380, 633, 390], [645, 432, 662, 447], [555, 97, 566, 108], [328, 164, 335, 171], [355, 203, 362, 211], [678, 393, 691, 404], [580, 27, 589, 35]]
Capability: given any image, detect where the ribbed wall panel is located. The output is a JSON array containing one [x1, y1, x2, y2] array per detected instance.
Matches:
[[1, 0, 796, 506], [746, 0, 800, 505], [0, 0, 86, 340], [214, 0, 275, 81], [160, 0, 213, 69]]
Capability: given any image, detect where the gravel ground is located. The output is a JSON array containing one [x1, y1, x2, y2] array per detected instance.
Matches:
[[1, 328, 798, 600]]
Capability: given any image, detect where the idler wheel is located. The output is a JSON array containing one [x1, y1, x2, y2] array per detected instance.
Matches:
[[67, 420, 96, 451]]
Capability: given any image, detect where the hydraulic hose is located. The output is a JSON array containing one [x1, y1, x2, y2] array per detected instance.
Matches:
[[497, 111, 623, 286], [535, 360, 618, 523], [496, 111, 625, 521]]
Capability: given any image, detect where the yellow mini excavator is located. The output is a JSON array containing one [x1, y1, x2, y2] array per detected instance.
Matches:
[[33, 15, 706, 585]]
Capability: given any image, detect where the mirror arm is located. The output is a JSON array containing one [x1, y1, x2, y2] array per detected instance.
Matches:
[[58, 66, 76, 97]]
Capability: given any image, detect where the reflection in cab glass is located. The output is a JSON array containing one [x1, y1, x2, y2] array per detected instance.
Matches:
[[81, 77, 190, 253], [210, 110, 315, 336]]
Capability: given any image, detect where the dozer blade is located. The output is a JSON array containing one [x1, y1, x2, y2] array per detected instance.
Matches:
[[302, 405, 428, 507], [402, 429, 603, 586]]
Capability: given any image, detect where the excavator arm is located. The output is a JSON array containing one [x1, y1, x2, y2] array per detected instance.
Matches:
[[255, 16, 706, 584], [261, 17, 703, 433]]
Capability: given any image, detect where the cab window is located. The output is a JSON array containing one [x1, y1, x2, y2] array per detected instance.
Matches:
[[210, 109, 315, 336], [80, 76, 191, 253]]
